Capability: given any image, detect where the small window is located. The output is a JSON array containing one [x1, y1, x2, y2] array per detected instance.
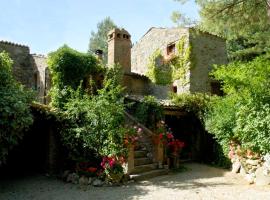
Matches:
[[34, 73, 38, 90], [117, 33, 121, 38], [167, 43, 176, 55], [173, 85, 177, 93], [211, 81, 223, 96], [123, 34, 126, 39], [126, 35, 129, 40]]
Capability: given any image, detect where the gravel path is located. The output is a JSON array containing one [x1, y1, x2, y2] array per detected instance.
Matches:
[[1, 163, 270, 200]]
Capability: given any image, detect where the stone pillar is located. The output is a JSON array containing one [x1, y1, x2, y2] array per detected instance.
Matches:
[[152, 135, 164, 168], [124, 145, 134, 174]]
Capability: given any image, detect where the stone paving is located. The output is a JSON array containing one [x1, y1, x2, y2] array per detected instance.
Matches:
[[1, 163, 270, 200]]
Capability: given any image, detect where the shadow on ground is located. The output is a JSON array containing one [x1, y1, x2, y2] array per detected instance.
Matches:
[[0, 163, 240, 200]]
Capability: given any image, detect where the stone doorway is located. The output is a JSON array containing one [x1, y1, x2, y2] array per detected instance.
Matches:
[[164, 111, 215, 163]]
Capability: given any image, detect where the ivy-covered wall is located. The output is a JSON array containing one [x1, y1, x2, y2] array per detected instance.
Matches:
[[131, 27, 227, 97]]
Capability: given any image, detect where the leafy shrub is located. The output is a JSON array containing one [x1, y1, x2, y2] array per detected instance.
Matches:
[[134, 96, 164, 129], [61, 83, 126, 160], [204, 53, 270, 154], [0, 52, 33, 165], [48, 45, 103, 108], [171, 92, 210, 119]]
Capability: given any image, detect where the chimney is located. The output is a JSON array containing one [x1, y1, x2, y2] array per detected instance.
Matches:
[[95, 49, 103, 60], [107, 28, 131, 74]]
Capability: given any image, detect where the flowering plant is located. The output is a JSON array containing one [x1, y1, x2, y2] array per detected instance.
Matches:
[[124, 126, 143, 146], [167, 139, 185, 156], [76, 161, 101, 177], [156, 121, 185, 157], [100, 156, 125, 182]]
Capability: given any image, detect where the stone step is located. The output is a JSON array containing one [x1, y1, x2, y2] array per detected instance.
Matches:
[[131, 163, 158, 174], [134, 150, 148, 158], [134, 157, 153, 166], [130, 169, 169, 181]]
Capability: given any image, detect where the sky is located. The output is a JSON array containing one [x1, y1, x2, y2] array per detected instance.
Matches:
[[0, 0, 199, 55]]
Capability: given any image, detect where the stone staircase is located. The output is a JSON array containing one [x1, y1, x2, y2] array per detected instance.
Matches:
[[124, 111, 168, 181], [130, 148, 168, 181]]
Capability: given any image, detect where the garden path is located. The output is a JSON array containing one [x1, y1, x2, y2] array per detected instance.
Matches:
[[1, 163, 270, 200]]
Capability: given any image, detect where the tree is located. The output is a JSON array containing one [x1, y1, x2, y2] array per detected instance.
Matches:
[[0, 52, 33, 165], [88, 17, 118, 63], [173, 0, 270, 60]]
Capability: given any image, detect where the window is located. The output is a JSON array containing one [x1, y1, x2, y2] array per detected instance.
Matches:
[[211, 81, 224, 96], [34, 73, 38, 90], [167, 43, 176, 55], [173, 85, 177, 93], [109, 34, 113, 39], [117, 33, 121, 38]]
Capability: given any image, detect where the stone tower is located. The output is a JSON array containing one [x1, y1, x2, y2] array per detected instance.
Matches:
[[107, 28, 131, 74]]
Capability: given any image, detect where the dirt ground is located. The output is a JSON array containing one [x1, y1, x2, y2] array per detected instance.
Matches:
[[1, 163, 270, 200]]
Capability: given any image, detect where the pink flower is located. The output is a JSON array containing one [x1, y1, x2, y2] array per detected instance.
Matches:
[[137, 128, 143, 133], [167, 133, 174, 139], [159, 133, 163, 139], [109, 157, 116, 167]]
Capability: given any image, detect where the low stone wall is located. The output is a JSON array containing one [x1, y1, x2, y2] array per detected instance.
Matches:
[[230, 146, 270, 185]]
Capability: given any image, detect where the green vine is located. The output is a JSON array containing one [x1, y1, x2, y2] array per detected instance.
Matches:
[[146, 36, 192, 86]]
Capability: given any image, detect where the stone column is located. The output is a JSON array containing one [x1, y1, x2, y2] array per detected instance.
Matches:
[[124, 145, 134, 174]]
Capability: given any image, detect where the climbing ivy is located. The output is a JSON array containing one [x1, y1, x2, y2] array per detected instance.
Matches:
[[146, 49, 173, 85], [146, 36, 191, 86], [171, 37, 191, 85]]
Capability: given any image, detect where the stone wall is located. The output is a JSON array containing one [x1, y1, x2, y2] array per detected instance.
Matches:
[[30, 54, 48, 104], [131, 27, 188, 76], [189, 29, 228, 93], [0, 41, 34, 88], [130, 28, 227, 96], [0, 41, 48, 104], [122, 73, 150, 96]]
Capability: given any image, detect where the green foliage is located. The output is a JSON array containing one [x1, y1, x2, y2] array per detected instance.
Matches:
[[0, 52, 33, 165], [88, 17, 118, 63], [171, 37, 192, 83], [61, 83, 126, 160], [134, 96, 164, 129], [146, 49, 172, 85], [204, 53, 270, 154], [48, 45, 102, 108], [171, 92, 210, 119], [197, 0, 270, 61], [204, 95, 237, 150], [146, 37, 191, 85], [212, 142, 231, 169]]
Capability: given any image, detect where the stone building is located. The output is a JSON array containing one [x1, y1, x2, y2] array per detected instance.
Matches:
[[0, 41, 49, 104], [0, 27, 227, 104], [108, 27, 227, 100], [1, 27, 228, 176], [108, 28, 227, 175]]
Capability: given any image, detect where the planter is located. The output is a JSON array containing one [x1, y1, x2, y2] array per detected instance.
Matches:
[[108, 172, 123, 183]]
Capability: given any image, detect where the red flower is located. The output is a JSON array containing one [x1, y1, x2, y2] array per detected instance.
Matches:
[[87, 167, 97, 173], [167, 133, 174, 139], [159, 133, 163, 139]]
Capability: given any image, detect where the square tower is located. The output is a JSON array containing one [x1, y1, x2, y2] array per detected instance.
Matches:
[[107, 28, 131, 74]]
